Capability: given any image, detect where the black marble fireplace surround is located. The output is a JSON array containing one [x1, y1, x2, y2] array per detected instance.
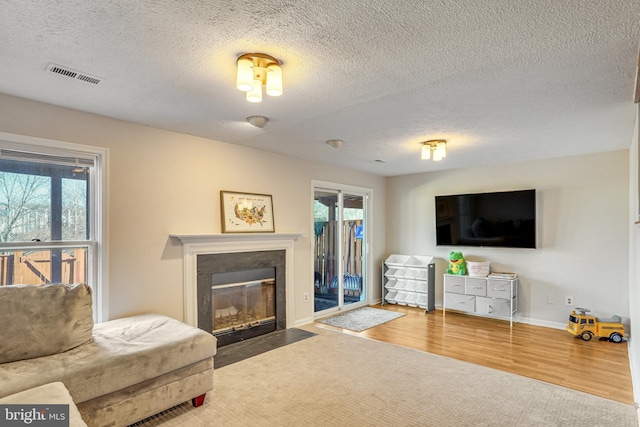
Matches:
[[197, 250, 286, 347]]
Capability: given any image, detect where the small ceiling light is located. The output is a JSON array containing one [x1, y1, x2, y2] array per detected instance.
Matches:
[[236, 53, 283, 102], [421, 140, 447, 161], [326, 139, 343, 149], [247, 115, 269, 128]]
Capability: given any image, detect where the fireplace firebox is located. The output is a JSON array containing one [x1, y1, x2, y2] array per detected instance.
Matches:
[[197, 250, 286, 347]]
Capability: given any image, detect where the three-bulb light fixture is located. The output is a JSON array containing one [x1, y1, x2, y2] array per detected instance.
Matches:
[[236, 53, 283, 103], [421, 139, 447, 161]]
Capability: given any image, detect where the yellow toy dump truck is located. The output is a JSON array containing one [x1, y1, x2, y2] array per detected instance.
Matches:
[[566, 308, 625, 343]]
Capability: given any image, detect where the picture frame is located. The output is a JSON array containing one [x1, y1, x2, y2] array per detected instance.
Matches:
[[220, 191, 275, 233]]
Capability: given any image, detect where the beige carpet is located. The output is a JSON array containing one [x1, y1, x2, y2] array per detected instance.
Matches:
[[134, 325, 638, 427]]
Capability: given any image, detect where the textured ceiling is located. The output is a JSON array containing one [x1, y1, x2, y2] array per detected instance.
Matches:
[[0, 1, 638, 176]]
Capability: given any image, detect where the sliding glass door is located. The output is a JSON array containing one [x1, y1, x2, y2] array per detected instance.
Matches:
[[313, 184, 369, 315]]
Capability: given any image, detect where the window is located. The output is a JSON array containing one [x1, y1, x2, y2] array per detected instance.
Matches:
[[0, 134, 107, 321]]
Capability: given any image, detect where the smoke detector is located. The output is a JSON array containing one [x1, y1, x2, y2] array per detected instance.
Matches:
[[247, 116, 269, 128], [326, 139, 343, 149]]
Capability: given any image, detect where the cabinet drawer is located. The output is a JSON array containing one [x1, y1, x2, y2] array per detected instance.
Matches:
[[445, 292, 475, 312], [464, 278, 487, 296], [444, 275, 465, 294], [476, 296, 514, 317], [487, 280, 515, 299]]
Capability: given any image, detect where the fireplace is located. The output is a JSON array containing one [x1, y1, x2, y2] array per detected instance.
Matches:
[[197, 251, 286, 346], [211, 270, 275, 334], [171, 233, 300, 346]]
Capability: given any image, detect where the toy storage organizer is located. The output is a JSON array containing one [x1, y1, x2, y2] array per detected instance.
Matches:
[[382, 254, 435, 312], [443, 274, 518, 326]]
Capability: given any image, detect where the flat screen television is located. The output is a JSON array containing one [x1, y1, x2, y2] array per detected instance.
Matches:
[[435, 189, 536, 249]]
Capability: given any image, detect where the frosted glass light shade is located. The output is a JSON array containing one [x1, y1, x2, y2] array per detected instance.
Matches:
[[236, 58, 254, 92], [436, 141, 447, 158], [421, 144, 431, 160], [266, 64, 283, 96], [246, 78, 263, 103]]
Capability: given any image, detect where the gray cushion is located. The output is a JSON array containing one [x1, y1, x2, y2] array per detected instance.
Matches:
[[0, 283, 93, 364]]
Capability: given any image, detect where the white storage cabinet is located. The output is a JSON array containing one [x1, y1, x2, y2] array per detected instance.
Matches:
[[382, 254, 435, 312], [443, 274, 518, 325]]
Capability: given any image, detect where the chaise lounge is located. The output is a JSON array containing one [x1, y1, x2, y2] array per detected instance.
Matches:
[[0, 283, 217, 426]]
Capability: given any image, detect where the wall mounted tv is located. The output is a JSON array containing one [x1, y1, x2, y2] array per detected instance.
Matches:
[[435, 189, 536, 249]]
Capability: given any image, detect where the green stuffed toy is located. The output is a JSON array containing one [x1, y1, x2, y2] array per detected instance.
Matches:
[[446, 251, 466, 275]]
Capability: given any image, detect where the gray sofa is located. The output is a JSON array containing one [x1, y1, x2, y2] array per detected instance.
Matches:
[[0, 283, 217, 426]]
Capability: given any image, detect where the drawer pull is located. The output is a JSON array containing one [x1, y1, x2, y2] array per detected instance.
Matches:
[[471, 286, 483, 289]]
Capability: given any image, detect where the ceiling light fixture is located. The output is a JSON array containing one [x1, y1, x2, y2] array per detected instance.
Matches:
[[247, 115, 269, 128], [421, 139, 447, 161], [326, 139, 343, 149], [236, 53, 283, 103]]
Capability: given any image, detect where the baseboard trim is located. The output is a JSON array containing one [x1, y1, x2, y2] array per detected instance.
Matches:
[[515, 316, 566, 330]]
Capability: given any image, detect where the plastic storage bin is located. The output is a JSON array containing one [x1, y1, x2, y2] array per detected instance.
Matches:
[[467, 261, 490, 277], [385, 254, 411, 267], [384, 290, 398, 304]]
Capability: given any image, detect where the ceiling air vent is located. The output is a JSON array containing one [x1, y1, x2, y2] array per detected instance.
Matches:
[[46, 63, 103, 85]]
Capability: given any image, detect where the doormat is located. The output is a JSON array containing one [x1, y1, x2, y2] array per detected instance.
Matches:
[[317, 307, 405, 332]]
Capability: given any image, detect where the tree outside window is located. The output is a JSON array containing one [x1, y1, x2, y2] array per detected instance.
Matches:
[[0, 158, 89, 285]]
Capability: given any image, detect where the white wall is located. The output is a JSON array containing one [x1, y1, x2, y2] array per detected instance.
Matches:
[[386, 151, 630, 328], [0, 93, 387, 325], [629, 105, 639, 402]]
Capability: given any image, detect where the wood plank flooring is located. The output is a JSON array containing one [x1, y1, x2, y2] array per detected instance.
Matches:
[[315, 304, 635, 404]]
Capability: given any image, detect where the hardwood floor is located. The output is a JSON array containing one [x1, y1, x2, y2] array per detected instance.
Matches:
[[315, 304, 635, 404]]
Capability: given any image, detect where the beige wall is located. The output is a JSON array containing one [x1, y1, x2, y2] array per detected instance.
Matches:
[[0, 93, 387, 324], [386, 150, 630, 328]]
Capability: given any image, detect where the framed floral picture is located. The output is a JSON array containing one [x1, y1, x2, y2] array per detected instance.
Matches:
[[220, 191, 275, 233]]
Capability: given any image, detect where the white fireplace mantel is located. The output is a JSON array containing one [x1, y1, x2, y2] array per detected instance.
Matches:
[[170, 232, 304, 246], [170, 232, 303, 328]]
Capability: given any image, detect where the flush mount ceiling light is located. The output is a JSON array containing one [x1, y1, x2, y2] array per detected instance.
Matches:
[[326, 139, 343, 149], [236, 53, 283, 103], [247, 115, 269, 128], [421, 139, 447, 161]]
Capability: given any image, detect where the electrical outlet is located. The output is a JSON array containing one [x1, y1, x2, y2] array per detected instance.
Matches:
[[565, 296, 574, 306], [304, 293, 309, 302]]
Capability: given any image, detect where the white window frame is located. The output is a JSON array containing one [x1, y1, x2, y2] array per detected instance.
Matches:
[[0, 132, 109, 322]]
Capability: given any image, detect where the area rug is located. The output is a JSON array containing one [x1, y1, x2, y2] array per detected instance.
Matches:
[[316, 306, 405, 331], [130, 325, 637, 426]]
